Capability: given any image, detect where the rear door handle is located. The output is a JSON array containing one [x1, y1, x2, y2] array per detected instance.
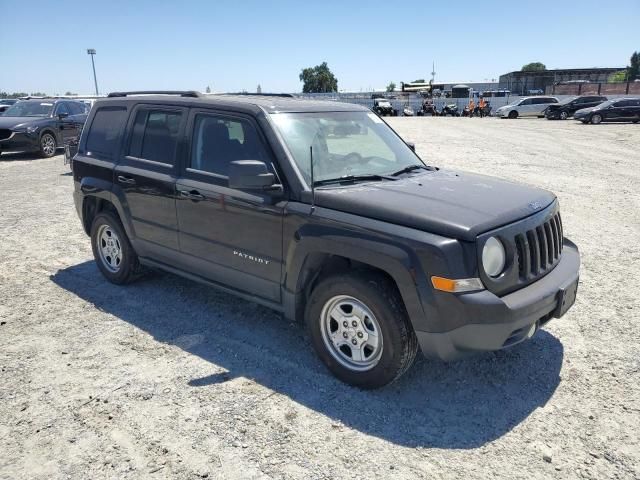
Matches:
[[179, 190, 205, 201], [117, 175, 136, 185]]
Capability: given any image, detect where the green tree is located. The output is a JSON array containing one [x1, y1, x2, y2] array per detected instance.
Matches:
[[386, 82, 396, 92], [521, 62, 546, 72], [608, 70, 628, 82], [205, 85, 211, 93], [629, 51, 639, 80], [299, 62, 338, 93]]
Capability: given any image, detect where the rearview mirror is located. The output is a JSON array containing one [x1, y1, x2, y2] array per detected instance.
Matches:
[[58, 112, 69, 119], [229, 160, 281, 192], [406, 142, 416, 152]]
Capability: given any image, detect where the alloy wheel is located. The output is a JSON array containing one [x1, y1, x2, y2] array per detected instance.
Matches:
[[97, 224, 123, 273], [320, 295, 383, 372], [41, 134, 56, 156]]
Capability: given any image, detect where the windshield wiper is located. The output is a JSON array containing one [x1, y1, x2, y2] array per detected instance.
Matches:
[[313, 174, 396, 187], [390, 164, 431, 176]]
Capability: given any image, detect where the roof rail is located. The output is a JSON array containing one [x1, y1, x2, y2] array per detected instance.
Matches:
[[221, 92, 295, 98], [107, 90, 201, 98]]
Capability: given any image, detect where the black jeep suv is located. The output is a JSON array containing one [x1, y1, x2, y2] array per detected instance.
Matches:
[[72, 91, 580, 388], [545, 95, 607, 120], [0, 98, 88, 157]]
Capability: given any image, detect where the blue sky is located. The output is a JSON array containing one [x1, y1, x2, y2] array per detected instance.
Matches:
[[1, 0, 638, 95]]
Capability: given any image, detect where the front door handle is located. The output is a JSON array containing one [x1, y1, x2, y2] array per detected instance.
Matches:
[[179, 190, 205, 201], [117, 175, 136, 185]]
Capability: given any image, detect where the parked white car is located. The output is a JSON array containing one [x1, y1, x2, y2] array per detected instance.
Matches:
[[494, 96, 558, 119]]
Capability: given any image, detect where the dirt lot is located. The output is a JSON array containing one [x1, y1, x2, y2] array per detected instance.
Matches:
[[1, 117, 639, 479]]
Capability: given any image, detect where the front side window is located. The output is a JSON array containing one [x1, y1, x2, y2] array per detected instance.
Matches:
[[2, 101, 53, 117], [128, 109, 182, 164], [55, 103, 70, 116], [519, 99, 532, 106], [270, 111, 423, 184], [190, 114, 269, 176]]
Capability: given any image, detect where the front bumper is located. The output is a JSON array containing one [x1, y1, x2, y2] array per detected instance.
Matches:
[[416, 240, 580, 361], [0, 131, 40, 152]]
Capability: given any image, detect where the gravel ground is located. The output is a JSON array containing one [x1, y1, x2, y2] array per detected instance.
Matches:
[[0, 117, 638, 479]]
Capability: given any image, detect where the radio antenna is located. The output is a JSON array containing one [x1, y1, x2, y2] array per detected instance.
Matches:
[[309, 145, 316, 214]]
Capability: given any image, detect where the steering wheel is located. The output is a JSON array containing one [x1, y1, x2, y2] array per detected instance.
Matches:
[[343, 152, 370, 165]]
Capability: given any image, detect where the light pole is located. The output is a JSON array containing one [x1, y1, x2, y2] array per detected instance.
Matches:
[[87, 49, 99, 96]]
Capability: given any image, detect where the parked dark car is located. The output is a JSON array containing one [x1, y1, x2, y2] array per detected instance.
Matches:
[[72, 91, 580, 388], [372, 98, 396, 116], [545, 95, 607, 120], [574, 98, 640, 124], [0, 99, 18, 113], [0, 99, 88, 157]]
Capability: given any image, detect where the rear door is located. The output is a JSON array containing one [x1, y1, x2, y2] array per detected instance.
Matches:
[[113, 104, 186, 260], [175, 109, 285, 302], [607, 100, 632, 121]]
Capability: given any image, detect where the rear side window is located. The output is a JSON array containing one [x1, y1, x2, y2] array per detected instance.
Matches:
[[190, 114, 269, 177], [85, 107, 127, 159], [128, 109, 182, 165]]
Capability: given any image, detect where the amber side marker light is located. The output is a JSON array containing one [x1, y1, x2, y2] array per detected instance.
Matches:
[[431, 276, 484, 293]]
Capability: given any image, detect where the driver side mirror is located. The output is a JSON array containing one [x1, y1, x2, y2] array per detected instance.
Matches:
[[229, 160, 282, 193], [58, 112, 69, 119]]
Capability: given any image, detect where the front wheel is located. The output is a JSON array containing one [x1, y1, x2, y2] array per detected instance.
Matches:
[[90, 211, 141, 284], [508, 110, 518, 119], [305, 271, 418, 389], [39, 132, 57, 157], [560, 111, 569, 120], [591, 114, 602, 124]]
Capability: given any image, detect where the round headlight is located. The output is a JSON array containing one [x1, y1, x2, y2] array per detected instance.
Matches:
[[482, 237, 506, 278]]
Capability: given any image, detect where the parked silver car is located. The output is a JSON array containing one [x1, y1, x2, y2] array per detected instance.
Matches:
[[494, 96, 559, 119]]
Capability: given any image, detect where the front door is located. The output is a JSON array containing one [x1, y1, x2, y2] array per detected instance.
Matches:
[[176, 110, 285, 302], [113, 105, 187, 260], [54, 102, 77, 144]]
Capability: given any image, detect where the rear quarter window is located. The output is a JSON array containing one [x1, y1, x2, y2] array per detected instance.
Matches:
[[85, 107, 128, 160]]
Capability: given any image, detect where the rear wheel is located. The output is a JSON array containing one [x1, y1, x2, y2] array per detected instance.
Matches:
[[508, 110, 518, 119], [591, 114, 602, 125], [90, 211, 141, 284], [39, 132, 57, 157], [560, 110, 569, 120], [305, 271, 418, 389]]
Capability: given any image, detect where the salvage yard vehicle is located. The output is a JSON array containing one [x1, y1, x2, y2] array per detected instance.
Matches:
[[545, 95, 607, 120], [494, 96, 558, 119], [372, 98, 396, 116], [0, 99, 88, 157], [72, 91, 580, 389], [573, 98, 640, 124], [0, 98, 18, 113]]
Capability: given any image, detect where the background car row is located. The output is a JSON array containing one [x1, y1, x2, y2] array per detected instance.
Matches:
[[0, 98, 89, 157]]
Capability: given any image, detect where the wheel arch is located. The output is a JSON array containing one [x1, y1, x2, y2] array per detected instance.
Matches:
[[283, 231, 428, 331]]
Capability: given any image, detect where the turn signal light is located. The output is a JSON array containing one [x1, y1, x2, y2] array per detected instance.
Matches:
[[431, 276, 484, 293]]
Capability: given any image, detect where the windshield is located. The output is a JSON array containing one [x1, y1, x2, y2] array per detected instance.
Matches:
[[595, 100, 615, 109], [558, 96, 578, 105], [270, 111, 424, 184], [377, 101, 391, 107], [2, 101, 54, 117]]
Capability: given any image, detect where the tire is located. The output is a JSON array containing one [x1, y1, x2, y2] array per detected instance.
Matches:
[[508, 110, 518, 119], [560, 111, 569, 120], [39, 132, 57, 158], [90, 211, 141, 285], [591, 114, 602, 125], [305, 271, 419, 389]]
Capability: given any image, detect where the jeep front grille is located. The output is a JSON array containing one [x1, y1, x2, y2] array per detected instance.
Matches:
[[514, 212, 563, 280], [0, 129, 12, 141]]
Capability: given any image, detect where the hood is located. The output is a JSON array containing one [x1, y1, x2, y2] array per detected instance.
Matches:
[[0, 116, 47, 129], [314, 169, 556, 241], [574, 107, 595, 116]]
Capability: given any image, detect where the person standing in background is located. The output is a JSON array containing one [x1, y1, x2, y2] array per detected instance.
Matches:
[[479, 97, 487, 118], [468, 98, 476, 118]]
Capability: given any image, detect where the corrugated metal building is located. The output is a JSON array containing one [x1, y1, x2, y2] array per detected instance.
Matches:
[[499, 67, 623, 95]]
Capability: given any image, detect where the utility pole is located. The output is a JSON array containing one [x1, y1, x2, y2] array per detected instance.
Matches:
[[87, 49, 99, 96]]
